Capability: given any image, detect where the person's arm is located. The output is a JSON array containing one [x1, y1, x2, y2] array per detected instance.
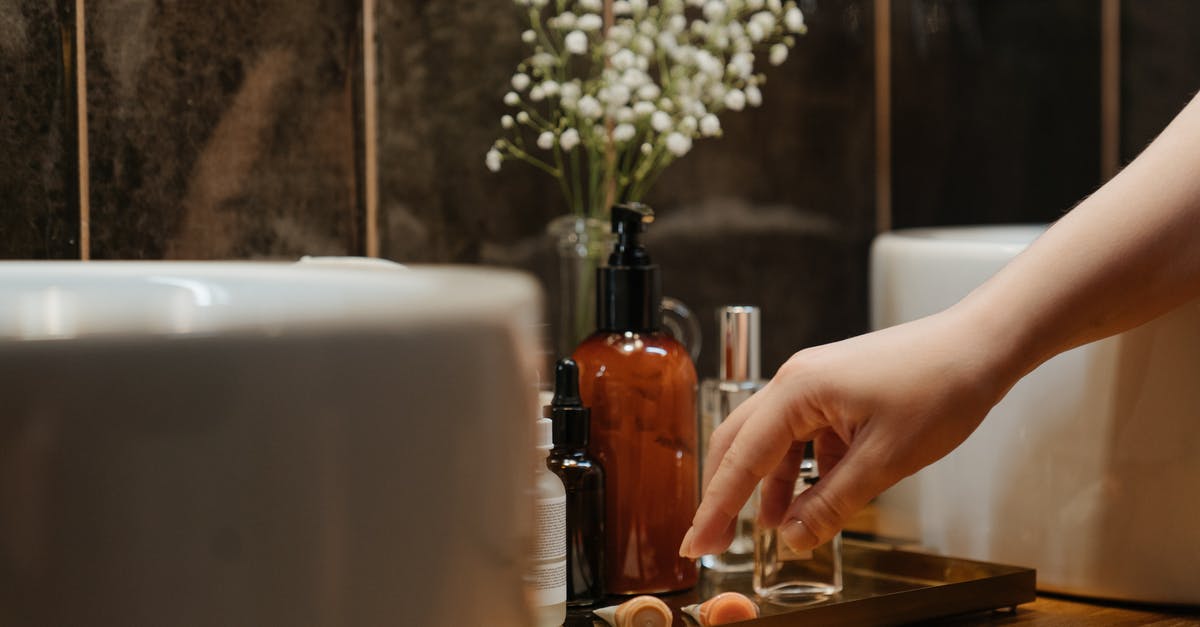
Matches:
[[680, 91, 1200, 558]]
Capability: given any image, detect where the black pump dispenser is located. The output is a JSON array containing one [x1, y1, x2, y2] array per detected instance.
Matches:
[[597, 203, 662, 332], [545, 358, 591, 448]]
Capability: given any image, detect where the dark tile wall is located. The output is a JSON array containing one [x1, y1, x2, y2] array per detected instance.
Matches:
[[0, 0, 79, 259], [84, 0, 363, 259], [1120, 0, 1200, 163], [3, 0, 1199, 372], [891, 0, 1102, 228]]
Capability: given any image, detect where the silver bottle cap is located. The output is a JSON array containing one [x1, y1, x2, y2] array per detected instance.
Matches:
[[719, 305, 760, 381]]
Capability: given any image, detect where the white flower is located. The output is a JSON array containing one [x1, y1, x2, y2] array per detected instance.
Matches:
[[634, 35, 655, 56], [769, 43, 788, 66], [651, 110, 672, 132], [724, 88, 746, 111], [614, 123, 637, 142], [560, 128, 581, 151], [753, 12, 777, 32], [530, 85, 545, 101], [633, 101, 656, 117], [485, 149, 502, 172], [537, 131, 555, 150], [501, 114, 515, 129], [577, 95, 603, 118], [747, 21, 765, 42], [747, 0, 764, 8], [553, 11, 577, 29], [785, 7, 805, 32], [637, 83, 661, 101], [680, 115, 698, 134], [729, 52, 754, 79], [612, 49, 636, 71], [745, 84, 763, 106], [531, 52, 557, 68], [565, 30, 589, 54], [768, 0, 782, 10], [630, 0, 648, 11], [657, 97, 674, 112], [621, 68, 648, 89], [517, 111, 531, 123], [695, 50, 722, 78], [532, 0, 549, 6], [503, 91, 520, 106], [616, 106, 635, 123], [665, 132, 692, 156], [603, 83, 632, 108], [542, 81, 559, 97], [613, 0, 632, 15], [641, 142, 654, 155], [521, 30, 537, 44], [700, 114, 721, 136], [668, 14, 687, 33], [703, 1, 727, 21], [579, 0, 602, 10], [577, 13, 603, 31]]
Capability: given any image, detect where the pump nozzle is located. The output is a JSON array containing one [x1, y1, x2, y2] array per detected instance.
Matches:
[[609, 203, 655, 266]]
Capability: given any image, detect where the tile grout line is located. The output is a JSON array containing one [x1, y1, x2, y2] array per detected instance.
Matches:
[[75, 0, 90, 260], [874, 0, 892, 233], [1100, 0, 1121, 181], [362, 0, 380, 258]]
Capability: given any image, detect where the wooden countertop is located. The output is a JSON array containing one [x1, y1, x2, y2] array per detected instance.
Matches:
[[844, 506, 1200, 626]]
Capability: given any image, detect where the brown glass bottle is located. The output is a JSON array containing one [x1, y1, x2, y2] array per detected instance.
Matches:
[[571, 203, 699, 594]]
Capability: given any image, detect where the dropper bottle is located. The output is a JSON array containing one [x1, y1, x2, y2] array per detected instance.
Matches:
[[544, 358, 605, 606]]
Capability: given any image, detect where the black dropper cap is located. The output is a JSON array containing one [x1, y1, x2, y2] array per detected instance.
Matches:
[[597, 203, 662, 332], [543, 358, 591, 449]]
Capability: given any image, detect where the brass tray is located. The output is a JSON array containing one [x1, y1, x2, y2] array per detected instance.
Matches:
[[567, 539, 1036, 626]]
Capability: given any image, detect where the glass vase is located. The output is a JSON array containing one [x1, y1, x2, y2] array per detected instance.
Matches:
[[547, 215, 613, 360]]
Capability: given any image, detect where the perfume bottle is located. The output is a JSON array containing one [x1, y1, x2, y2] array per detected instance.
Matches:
[[574, 203, 700, 594], [753, 448, 843, 602], [544, 358, 605, 607], [699, 306, 766, 572]]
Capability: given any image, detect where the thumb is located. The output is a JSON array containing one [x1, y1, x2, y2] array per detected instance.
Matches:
[[777, 443, 891, 553]]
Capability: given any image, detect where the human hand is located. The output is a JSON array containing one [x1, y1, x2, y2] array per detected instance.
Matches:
[[679, 308, 1020, 557]]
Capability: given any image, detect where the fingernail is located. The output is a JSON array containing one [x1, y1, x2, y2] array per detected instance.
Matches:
[[679, 526, 696, 558], [780, 519, 819, 553]]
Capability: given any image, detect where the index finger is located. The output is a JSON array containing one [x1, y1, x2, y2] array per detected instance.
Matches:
[[682, 391, 821, 558]]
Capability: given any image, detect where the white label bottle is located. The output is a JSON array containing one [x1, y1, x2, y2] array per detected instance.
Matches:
[[526, 417, 567, 626]]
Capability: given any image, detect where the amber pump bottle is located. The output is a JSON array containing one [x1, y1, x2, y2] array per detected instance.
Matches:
[[573, 203, 699, 594], [544, 358, 605, 607]]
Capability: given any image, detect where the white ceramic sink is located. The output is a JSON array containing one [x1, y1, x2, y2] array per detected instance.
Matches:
[[871, 226, 1200, 604], [0, 261, 542, 626]]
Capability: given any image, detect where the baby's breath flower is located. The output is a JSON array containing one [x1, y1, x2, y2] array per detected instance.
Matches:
[[747, 21, 765, 42], [541, 81, 560, 97], [747, 0, 764, 8], [577, 13, 603, 31], [577, 95, 603, 118], [745, 84, 763, 107], [785, 7, 805, 33], [565, 30, 589, 54], [616, 106, 636, 123], [637, 84, 661, 101], [485, 149, 503, 172], [504, 91, 520, 106], [517, 111, 531, 124], [530, 85, 546, 101], [651, 110, 672, 132], [634, 101, 657, 117], [700, 114, 721, 136], [702, 1, 727, 22], [501, 114, 515, 129], [630, 0, 648, 13], [769, 43, 788, 66], [553, 11, 577, 29], [537, 131, 555, 150], [680, 116, 698, 134], [665, 132, 692, 156], [767, 0, 782, 11], [641, 142, 654, 155], [512, 73, 531, 91], [579, 0, 602, 10], [614, 123, 637, 142], [560, 128, 581, 151], [613, 0, 632, 15], [521, 29, 537, 44], [724, 88, 746, 111], [612, 49, 637, 71]]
